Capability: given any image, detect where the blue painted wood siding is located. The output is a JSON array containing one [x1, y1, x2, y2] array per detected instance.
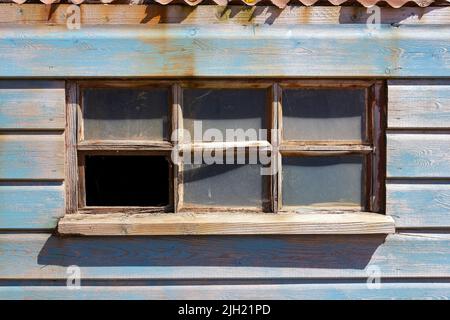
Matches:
[[0, 81, 65, 230], [0, 25, 449, 78], [386, 80, 450, 228], [0, 26, 449, 299]]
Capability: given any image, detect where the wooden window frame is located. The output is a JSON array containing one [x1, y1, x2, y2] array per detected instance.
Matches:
[[177, 80, 273, 213], [60, 79, 394, 236], [274, 80, 385, 214]]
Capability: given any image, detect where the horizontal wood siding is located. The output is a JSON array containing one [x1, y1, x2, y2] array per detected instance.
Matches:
[[1, 233, 449, 280], [0, 182, 65, 229], [0, 81, 66, 232], [2, 5, 450, 26], [386, 182, 450, 228], [0, 134, 65, 180], [386, 80, 450, 230], [1, 283, 449, 300], [386, 133, 450, 178], [388, 80, 450, 128], [0, 25, 449, 77], [0, 25, 448, 297], [0, 81, 65, 130]]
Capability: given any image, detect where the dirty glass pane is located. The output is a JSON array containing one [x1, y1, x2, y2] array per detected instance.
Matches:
[[183, 161, 268, 208], [282, 156, 364, 207], [282, 89, 366, 141], [183, 89, 267, 142], [83, 88, 169, 141]]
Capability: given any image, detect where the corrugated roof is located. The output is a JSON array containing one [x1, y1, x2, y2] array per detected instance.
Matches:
[[4, 0, 449, 8]]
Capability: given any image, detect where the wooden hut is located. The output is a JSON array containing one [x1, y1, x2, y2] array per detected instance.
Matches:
[[0, 0, 449, 299]]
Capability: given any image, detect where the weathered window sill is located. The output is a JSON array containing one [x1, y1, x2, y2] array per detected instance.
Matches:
[[58, 212, 395, 236]]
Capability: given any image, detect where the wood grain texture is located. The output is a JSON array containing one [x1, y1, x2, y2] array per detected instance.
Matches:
[[387, 133, 450, 178], [387, 182, 450, 228], [65, 82, 78, 214], [0, 133, 65, 180], [57, 212, 395, 235], [1, 233, 449, 280], [77, 140, 173, 151], [0, 81, 65, 129], [1, 4, 450, 25], [0, 182, 64, 229], [388, 80, 450, 128], [0, 25, 449, 77], [1, 283, 449, 300]]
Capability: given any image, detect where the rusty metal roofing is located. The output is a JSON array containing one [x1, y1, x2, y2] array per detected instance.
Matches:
[[4, 0, 450, 8]]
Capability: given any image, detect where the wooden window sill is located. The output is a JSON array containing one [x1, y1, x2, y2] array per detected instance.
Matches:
[[58, 212, 395, 236]]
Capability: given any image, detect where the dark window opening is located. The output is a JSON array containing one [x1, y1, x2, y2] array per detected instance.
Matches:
[[84, 155, 169, 207]]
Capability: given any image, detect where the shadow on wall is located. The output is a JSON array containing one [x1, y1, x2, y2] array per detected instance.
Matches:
[[137, 5, 445, 26], [37, 235, 386, 269]]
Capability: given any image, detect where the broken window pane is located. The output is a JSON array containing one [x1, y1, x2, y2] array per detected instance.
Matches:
[[85, 155, 169, 207]]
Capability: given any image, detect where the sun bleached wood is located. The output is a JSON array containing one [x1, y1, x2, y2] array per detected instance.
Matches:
[[2, 5, 450, 26], [2, 283, 450, 300], [77, 140, 173, 151], [0, 80, 65, 130], [184, 141, 272, 152], [1, 24, 449, 78], [65, 82, 78, 214], [172, 84, 183, 212], [387, 133, 450, 178], [58, 212, 395, 236], [388, 80, 450, 129], [271, 83, 281, 213], [2, 232, 450, 280], [279, 144, 373, 153], [0, 133, 65, 180]]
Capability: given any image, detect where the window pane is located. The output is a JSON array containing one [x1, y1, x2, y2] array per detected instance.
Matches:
[[83, 88, 169, 141], [183, 162, 268, 208], [183, 89, 267, 142], [282, 89, 366, 141], [85, 155, 169, 207], [282, 156, 364, 207]]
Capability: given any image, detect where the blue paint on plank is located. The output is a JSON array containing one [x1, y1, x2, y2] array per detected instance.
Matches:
[[387, 182, 450, 228], [0, 134, 64, 180], [0, 81, 65, 129], [387, 134, 450, 178], [0, 233, 449, 280], [0, 25, 449, 77], [0, 182, 64, 229], [0, 283, 449, 300]]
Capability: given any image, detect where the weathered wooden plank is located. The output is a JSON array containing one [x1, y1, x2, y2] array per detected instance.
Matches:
[[57, 212, 395, 235], [0, 182, 64, 229], [1, 233, 449, 280], [0, 25, 449, 77], [0, 134, 65, 180], [2, 4, 450, 26], [0, 81, 65, 130], [388, 80, 450, 128], [387, 182, 450, 228], [387, 133, 450, 178], [1, 283, 449, 300]]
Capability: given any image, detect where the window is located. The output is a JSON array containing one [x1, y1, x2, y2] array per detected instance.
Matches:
[[74, 82, 173, 215], [277, 82, 384, 213], [60, 80, 393, 235]]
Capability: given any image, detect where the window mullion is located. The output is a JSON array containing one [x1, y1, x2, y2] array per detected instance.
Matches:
[[271, 83, 282, 213], [172, 84, 183, 213]]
